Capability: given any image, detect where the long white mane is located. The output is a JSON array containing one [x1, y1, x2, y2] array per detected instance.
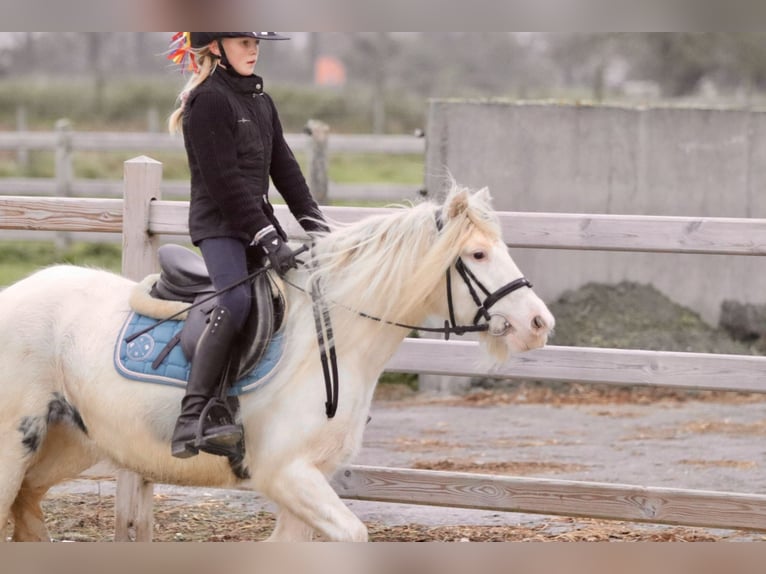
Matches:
[[305, 183, 502, 334]]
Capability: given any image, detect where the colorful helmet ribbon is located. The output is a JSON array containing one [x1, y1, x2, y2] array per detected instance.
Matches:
[[167, 32, 198, 73]]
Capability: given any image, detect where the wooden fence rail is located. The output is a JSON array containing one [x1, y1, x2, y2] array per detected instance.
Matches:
[[331, 466, 766, 532], [0, 178, 422, 203], [0, 128, 426, 204], [0, 130, 425, 154], [6, 196, 764, 257], [2, 155, 766, 539]]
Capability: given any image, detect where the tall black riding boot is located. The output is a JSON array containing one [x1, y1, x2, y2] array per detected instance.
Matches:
[[171, 306, 243, 458]]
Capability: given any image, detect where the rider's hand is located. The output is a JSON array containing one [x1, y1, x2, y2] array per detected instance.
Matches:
[[253, 227, 297, 276]]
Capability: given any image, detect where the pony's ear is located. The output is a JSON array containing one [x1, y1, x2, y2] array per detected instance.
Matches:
[[474, 186, 493, 204], [446, 188, 470, 220]]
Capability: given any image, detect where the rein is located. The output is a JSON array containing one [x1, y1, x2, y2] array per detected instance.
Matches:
[[306, 255, 339, 419], [286, 257, 532, 341], [294, 211, 532, 341], [287, 223, 533, 419], [124, 245, 310, 345], [124, 266, 271, 345]]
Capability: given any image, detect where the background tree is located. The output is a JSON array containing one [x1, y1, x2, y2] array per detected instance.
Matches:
[[720, 33, 766, 99], [619, 33, 724, 98]]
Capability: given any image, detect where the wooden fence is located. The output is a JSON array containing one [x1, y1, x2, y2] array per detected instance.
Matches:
[[2, 156, 766, 541], [0, 124, 425, 203]]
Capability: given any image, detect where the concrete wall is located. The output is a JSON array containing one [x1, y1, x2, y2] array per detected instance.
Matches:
[[425, 100, 766, 325], [421, 100, 766, 393]]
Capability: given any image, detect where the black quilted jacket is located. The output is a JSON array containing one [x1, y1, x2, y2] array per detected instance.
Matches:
[[182, 70, 326, 245]]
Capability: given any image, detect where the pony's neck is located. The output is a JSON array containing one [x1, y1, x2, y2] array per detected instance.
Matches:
[[340, 301, 430, 368], [280, 282, 418, 393], [296, 199, 496, 379], [309, 205, 449, 331]]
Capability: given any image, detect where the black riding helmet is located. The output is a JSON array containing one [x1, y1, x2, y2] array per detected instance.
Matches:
[[190, 32, 289, 48], [190, 32, 289, 77]]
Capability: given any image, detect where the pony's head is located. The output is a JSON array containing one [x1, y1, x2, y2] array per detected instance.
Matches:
[[424, 183, 555, 361], [308, 182, 554, 362]]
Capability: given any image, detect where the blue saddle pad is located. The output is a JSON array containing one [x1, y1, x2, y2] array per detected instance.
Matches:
[[114, 311, 284, 396]]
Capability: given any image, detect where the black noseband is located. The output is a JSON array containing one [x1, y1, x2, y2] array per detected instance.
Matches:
[[445, 258, 532, 338], [435, 208, 532, 338]]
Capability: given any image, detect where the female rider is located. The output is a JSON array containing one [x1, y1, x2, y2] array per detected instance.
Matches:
[[167, 32, 328, 458]]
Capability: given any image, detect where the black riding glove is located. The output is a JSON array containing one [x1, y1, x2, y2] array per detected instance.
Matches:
[[253, 227, 296, 276]]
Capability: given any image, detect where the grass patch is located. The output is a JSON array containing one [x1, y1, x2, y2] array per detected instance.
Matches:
[[0, 261, 48, 285], [378, 371, 419, 390], [74, 151, 191, 181], [60, 242, 123, 269], [328, 153, 423, 184], [2, 149, 422, 186], [0, 241, 122, 286]]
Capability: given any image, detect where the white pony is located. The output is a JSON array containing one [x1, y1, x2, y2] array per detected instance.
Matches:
[[0, 184, 554, 542]]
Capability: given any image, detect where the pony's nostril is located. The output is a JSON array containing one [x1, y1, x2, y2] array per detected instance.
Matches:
[[532, 315, 546, 331]]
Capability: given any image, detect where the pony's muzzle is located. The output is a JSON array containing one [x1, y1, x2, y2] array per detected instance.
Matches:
[[529, 310, 555, 344], [532, 314, 548, 332], [488, 311, 553, 341]]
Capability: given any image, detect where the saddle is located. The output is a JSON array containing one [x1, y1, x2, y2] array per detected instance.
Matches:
[[150, 244, 286, 379]]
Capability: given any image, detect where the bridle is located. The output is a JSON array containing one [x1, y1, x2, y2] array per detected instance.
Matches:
[[297, 212, 534, 418], [437, 210, 532, 340], [299, 254, 533, 343], [444, 257, 532, 340]]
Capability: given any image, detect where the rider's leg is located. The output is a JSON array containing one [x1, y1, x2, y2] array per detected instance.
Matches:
[[171, 238, 252, 459]]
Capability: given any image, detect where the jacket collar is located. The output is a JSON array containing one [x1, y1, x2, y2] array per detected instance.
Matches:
[[212, 69, 265, 96]]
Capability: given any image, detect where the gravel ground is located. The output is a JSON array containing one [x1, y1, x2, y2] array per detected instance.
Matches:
[[28, 386, 766, 542]]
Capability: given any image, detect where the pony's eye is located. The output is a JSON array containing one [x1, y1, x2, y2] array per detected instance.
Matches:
[[472, 250, 486, 261]]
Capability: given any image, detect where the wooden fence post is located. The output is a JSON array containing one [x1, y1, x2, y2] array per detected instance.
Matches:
[[54, 118, 73, 253], [115, 156, 163, 541], [304, 119, 329, 205]]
